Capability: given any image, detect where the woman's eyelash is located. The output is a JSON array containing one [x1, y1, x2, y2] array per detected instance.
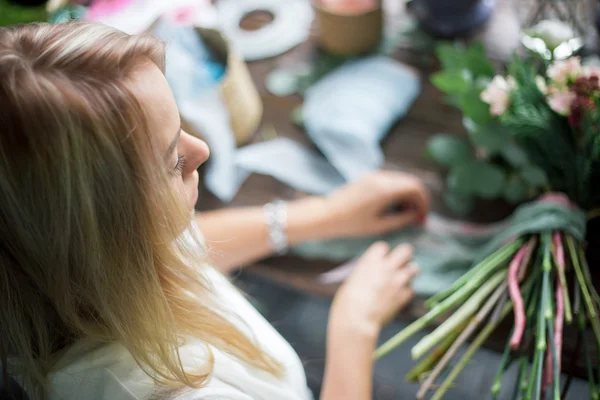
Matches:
[[173, 155, 186, 175]]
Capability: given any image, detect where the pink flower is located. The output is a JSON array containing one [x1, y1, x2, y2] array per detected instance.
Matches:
[[584, 65, 600, 78], [546, 57, 582, 87], [320, 0, 378, 13], [547, 90, 576, 116], [164, 5, 197, 26], [86, 0, 134, 20], [480, 75, 515, 116]]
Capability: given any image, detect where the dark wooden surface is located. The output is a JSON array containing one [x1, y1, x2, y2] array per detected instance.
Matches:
[[195, 0, 592, 381]]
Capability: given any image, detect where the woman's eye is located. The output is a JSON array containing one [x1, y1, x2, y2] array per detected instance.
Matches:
[[172, 155, 186, 175]]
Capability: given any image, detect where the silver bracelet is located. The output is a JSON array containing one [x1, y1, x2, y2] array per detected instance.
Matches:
[[264, 200, 288, 255]]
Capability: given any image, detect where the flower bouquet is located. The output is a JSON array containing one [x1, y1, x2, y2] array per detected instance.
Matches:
[[427, 42, 549, 216], [375, 55, 600, 399]]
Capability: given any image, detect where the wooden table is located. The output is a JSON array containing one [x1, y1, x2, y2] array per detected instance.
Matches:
[[196, 0, 592, 380]]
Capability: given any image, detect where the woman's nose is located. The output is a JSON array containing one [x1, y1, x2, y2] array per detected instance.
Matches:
[[181, 131, 210, 172]]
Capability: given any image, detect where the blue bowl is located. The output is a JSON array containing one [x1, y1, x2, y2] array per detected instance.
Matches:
[[408, 0, 497, 38]]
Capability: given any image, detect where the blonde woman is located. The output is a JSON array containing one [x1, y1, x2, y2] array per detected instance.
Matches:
[[0, 22, 429, 400]]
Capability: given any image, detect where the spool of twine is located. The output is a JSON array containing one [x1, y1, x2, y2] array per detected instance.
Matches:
[[314, 0, 383, 56]]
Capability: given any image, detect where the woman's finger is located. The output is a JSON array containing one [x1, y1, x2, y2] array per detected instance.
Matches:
[[378, 171, 430, 216], [394, 262, 420, 285], [386, 243, 413, 268], [374, 210, 420, 233], [360, 241, 390, 262], [400, 184, 430, 218]]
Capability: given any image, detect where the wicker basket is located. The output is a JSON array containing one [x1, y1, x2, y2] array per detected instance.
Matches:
[[192, 27, 263, 147]]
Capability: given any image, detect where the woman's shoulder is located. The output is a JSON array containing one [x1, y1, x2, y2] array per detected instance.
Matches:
[[48, 338, 306, 400], [48, 340, 158, 400]]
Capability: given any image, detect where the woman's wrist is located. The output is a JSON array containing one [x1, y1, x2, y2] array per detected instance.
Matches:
[[328, 305, 381, 343], [286, 196, 333, 245]]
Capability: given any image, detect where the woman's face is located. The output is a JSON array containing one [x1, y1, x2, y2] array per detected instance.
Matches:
[[129, 62, 210, 213]]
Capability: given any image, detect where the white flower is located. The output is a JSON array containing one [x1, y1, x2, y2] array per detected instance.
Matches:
[[527, 19, 576, 51], [536, 76, 548, 94], [480, 75, 515, 116]]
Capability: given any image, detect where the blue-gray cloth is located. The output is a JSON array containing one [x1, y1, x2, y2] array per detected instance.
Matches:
[[303, 57, 421, 181], [153, 22, 422, 202], [293, 199, 586, 295]]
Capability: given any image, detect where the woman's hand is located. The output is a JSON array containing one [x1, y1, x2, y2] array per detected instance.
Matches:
[[321, 242, 417, 400], [319, 170, 430, 239], [330, 242, 418, 336]]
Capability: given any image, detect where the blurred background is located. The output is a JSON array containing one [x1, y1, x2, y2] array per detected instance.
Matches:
[[2, 0, 600, 398]]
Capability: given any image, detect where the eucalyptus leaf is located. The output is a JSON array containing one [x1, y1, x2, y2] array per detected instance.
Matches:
[[462, 117, 478, 134], [459, 89, 491, 125], [426, 134, 472, 167], [473, 162, 506, 199], [464, 42, 495, 78], [521, 165, 548, 187], [469, 123, 510, 154], [474, 76, 493, 92], [444, 191, 475, 216], [431, 70, 470, 94], [435, 42, 465, 70], [501, 142, 529, 167], [447, 162, 477, 196], [504, 174, 529, 204]]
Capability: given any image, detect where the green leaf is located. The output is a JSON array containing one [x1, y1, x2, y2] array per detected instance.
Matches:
[[432, 70, 470, 94], [290, 105, 304, 127], [426, 134, 472, 167], [447, 162, 478, 196], [469, 124, 510, 154], [501, 142, 529, 167], [473, 162, 506, 199], [459, 90, 492, 125], [444, 191, 475, 216], [464, 42, 495, 78], [0, 0, 47, 25], [504, 174, 529, 204], [474, 76, 493, 92], [521, 165, 548, 187], [266, 68, 300, 97], [462, 117, 478, 134], [435, 42, 465, 70]]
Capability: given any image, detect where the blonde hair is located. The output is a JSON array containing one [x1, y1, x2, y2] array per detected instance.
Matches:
[[0, 22, 281, 398]]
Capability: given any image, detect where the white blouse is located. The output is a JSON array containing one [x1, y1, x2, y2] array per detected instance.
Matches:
[[48, 230, 313, 400]]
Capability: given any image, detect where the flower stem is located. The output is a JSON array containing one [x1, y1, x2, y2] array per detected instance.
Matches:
[[509, 239, 537, 349], [524, 347, 542, 400], [514, 356, 529, 400], [567, 235, 600, 347], [416, 281, 509, 399], [375, 244, 516, 360], [491, 332, 514, 399], [528, 252, 550, 400], [580, 311, 599, 399], [431, 302, 513, 400], [543, 272, 556, 395], [551, 231, 572, 324], [404, 322, 464, 383], [579, 245, 600, 308], [411, 270, 506, 359], [547, 317, 561, 400], [425, 239, 526, 308], [536, 237, 551, 352]]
